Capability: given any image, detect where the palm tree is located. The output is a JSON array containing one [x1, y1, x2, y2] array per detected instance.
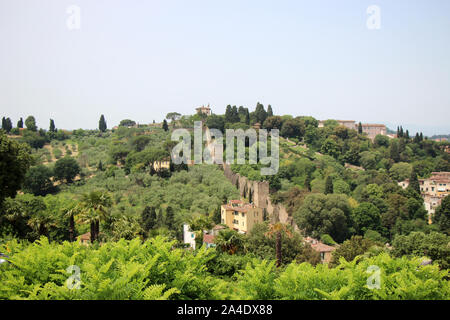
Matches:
[[77, 191, 112, 243], [265, 222, 292, 268], [27, 211, 55, 239], [65, 207, 77, 242], [215, 229, 245, 255]]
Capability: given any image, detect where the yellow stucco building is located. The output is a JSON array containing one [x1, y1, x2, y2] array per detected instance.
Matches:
[[220, 200, 263, 234]]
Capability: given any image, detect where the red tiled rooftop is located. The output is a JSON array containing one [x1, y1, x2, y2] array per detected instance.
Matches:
[[311, 242, 336, 253], [203, 234, 215, 244], [222, 205, 252, 212]]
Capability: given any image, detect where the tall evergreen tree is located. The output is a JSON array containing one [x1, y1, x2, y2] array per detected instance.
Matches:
[[358, 122, 363, 134], [2, 117, 12, 133], [325, 176, 333, 195], [434, 196, 450, 234], [17, 117, 23, 128], [231, 105, 239, 123], [304, 174, 312, 192], [267, 105, 273, 117], [213, 204, 221, 224], [405, 130, 410, 140], [254, 102, 267, 124], [419, 132, 423, 142], [97, 160, 104, 171], [141, 206, 157, 233], [165, 206, 175, 230], [225, 105, 233, 123], [238, 106, 246, 118], [390, 141, 400, 162], [399, 126, 404, 138], [49, 119, 56, 132], [99, 114, 107, 132], [156, 210, 164, 228], [409, 166, 420, 195], [245, 108, 250, 125], [162, 119, 169, 131], [5, 118, 12, 133], [414, 132, 420, 143]]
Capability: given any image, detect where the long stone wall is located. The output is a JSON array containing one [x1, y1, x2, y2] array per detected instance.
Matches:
[[222, 164, 300, 232]]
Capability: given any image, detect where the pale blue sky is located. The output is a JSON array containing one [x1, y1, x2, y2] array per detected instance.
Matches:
[[1, 0, 449, 135]]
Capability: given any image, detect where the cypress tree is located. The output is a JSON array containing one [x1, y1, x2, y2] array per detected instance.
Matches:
[[141, 206, 157, 233], [156, 210, 164, 228], [99, 114, 107, 132], [255, 102, 267, 124], [358, 122, 363, 134], [419, 132, 423, 142], [414, 133, 420, 143], [409, 166, 420, 195], [225, 105, 233, 123], [390, 141, 400, 162], [400, 126, 404, 138], [245, 108, 250, 125], [213, 204, 221, 224], [325, 176, 333, 195], [304, 174, 312, 192], [49, 119, 56, 132], [17, 117, 23, 128], [3, 118, 12, 133], [166, 206, 175, 230], [230, 105, 239, 123], [238, 106, 246, 119], [267, 105, 273, 117], [405, 130, 409, 140]]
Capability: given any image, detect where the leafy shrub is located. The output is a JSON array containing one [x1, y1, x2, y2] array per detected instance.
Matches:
[[53, 148, 63, 159]]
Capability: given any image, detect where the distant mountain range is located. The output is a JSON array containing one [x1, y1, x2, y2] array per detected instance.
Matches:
[[429, 134, 450, 140]]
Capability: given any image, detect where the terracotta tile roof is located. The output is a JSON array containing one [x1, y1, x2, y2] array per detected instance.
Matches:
[[213, 225, 226, 230], [311, 242, 336, 253], [80, 232, 91, 241], [203, 234, 215, 244], [222, 204, 255, 212]]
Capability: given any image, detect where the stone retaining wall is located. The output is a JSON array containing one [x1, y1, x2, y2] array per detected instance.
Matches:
[[222, 164, 300, 232]]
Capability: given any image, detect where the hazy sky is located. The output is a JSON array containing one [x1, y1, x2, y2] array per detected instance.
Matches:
[[1, 0, 449, 135]]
